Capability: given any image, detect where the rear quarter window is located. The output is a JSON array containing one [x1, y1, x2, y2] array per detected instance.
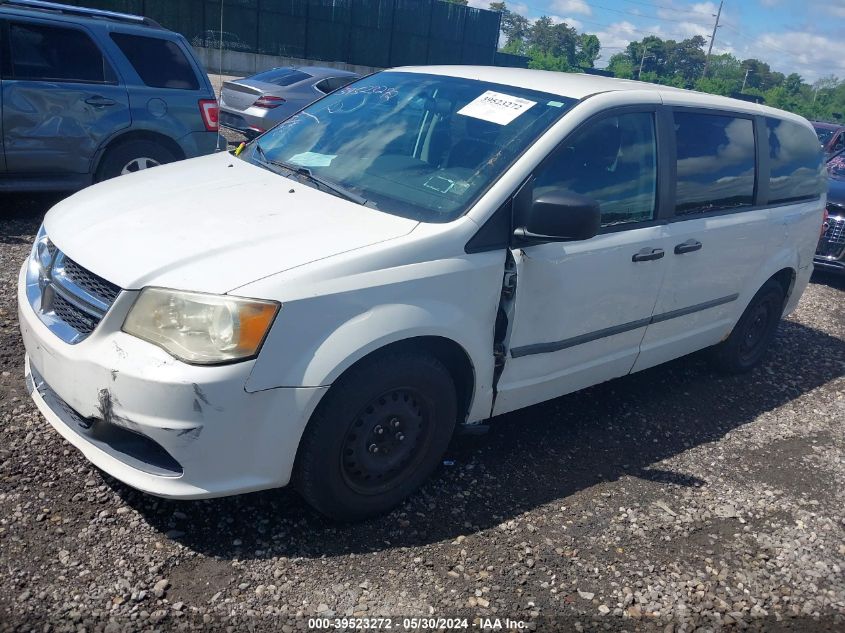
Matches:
[[767, 118, 825, 204], [110, 33, 199, 90]]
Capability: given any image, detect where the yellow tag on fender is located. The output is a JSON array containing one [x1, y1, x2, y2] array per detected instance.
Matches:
[[234, 142, 246, 156]]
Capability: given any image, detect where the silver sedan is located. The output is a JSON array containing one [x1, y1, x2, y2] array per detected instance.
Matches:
[[219, 66, 360, 138]]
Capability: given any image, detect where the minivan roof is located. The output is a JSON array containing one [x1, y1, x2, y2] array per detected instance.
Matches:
[[393, 65, 810, 125], [0, 0, 164, 30]]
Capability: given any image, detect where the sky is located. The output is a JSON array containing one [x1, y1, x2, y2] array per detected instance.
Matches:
[[467, 0, 845, 83]]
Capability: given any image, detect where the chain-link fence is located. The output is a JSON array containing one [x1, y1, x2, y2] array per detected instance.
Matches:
[[68, 0, 520, 68]]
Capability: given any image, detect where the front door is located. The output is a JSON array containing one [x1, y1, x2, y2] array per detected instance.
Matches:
[[494, 109, 670, 416], [1, 19, 130, 175]]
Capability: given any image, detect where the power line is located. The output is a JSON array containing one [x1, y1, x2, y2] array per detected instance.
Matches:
[[511, 0, 709, 29], [619, 0, 710, 16], [718, 22, 845, 75], [585, 1, 712, 26]]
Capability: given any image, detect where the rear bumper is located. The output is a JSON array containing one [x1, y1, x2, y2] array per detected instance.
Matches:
[[219, 107, 276, 137]]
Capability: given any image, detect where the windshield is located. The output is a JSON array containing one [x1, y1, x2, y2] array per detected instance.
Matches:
[[243, 72, 576, 222], [828, 148, 845, 178], [815, 126, 835, 145]]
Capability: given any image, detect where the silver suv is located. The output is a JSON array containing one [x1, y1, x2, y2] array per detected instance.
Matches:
[[0, 0, 219, 191]]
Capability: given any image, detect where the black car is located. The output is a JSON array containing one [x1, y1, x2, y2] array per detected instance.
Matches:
[[815, 165, 845, 274]]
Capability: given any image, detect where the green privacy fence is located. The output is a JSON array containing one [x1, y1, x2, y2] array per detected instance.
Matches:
[[68, 0, 516, 68]]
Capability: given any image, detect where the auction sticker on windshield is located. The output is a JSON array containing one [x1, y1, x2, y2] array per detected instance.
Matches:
[[457, 90, 536, 125]]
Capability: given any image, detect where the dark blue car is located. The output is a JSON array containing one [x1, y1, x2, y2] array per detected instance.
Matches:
[[0, 0, 219, 191]]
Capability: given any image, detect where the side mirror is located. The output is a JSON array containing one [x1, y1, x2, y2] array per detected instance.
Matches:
[[513, 191, 601, 244]]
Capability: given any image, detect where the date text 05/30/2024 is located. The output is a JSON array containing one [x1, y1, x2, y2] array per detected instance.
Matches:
[[307, 617, 530, 630]]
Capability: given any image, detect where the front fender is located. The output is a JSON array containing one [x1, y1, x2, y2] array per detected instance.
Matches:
[[242, 253, 505, 424]]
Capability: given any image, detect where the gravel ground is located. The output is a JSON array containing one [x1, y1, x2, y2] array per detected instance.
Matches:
[[1, 193, 844, 632]]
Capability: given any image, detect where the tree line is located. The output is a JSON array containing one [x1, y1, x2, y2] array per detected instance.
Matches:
[[446, 0, 843, 122]]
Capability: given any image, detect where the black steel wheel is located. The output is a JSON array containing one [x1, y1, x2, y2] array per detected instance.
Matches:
[[294, 349, 457, 521], [340, 387, 433, 496], [708, 279, 785, 374]]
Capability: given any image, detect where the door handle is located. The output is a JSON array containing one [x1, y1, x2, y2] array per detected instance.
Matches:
[[84, 95, 116, 107], [674, 239, 702, 254], [632, 247, 665, 262]]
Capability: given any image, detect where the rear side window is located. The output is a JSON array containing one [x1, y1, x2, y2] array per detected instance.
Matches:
[[767, 118, 826, 204], [251, 68, 311, 87], [534, 112, 658, 227], [327, 76, 356, 91], [314, 79, 332, 94], [8, 22, 113, 83], [674, 112, 756, 215], [111, 33, 199, 90]]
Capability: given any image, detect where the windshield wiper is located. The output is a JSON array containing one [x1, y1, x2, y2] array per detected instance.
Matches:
[[251, 145, 367, 206], [285, 163, 368, 206]]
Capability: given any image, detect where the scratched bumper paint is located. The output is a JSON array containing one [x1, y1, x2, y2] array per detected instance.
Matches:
[[17, 263, 327, 499]]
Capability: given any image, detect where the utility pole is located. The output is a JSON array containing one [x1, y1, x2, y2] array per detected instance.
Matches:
[[741, 68, 752, 92], [702, 0, 723, 78], [638, 45, 652, 80]]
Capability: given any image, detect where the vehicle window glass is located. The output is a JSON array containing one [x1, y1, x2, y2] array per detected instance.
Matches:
[[314, 79, 332, 94], [814, 127, 834, 145], [328, 76, 356, 91], [674, 112, 756, 215], [534, 112, 657, 227], [767, 118, 825, 204], [9, 22, 112, 83], [251, 68, 311, 86], [110, 33, 199, 90], [248, 72, 577, 223]]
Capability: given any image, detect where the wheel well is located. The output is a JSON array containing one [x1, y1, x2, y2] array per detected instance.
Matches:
[[770, 267, 796, 305], [96, 131, 185, 174], [336, 337, 476, 424]]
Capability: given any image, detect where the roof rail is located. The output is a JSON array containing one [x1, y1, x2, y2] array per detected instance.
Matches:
[[0, 0, 163, 28]]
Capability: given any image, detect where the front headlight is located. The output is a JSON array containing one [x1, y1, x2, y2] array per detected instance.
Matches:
[[123, 288, 279, 364]]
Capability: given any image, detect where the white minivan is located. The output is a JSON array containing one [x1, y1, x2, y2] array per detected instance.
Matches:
[[19, 67, 826, 520]]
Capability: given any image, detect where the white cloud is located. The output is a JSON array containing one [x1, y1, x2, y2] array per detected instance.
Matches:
[[706, 27, 844, 82], [550, 0, 592, 16], [548, 15, 584, 29]]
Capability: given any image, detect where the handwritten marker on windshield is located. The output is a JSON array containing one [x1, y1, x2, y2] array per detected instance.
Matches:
[[234, 142, 246, 156]]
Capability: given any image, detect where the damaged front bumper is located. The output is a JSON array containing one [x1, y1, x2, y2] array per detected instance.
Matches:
[[18, 265, 326, 499]]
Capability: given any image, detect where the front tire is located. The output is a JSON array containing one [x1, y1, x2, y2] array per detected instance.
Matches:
[[294, 349, 457, 521], [708, 279, 785, 374]]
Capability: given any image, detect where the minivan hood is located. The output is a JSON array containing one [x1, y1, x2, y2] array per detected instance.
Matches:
[[44, 153, 418, 294]]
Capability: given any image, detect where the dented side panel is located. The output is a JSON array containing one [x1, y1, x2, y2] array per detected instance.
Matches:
[[18, 267, 327, 498], [493, 225, 670, 417]]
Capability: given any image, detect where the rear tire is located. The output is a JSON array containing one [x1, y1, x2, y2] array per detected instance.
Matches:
[[707, 279, 785, 374], [294, 349, 457, 521], [96, 140, 177, 182]]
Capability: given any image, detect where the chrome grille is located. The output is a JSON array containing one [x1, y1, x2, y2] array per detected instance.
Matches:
[[25, 234, 122, 344], [822, 214, 845, 245], [818, 211, 845, 259], [51, 293, 98, 335], [62, 257, 121, 305]]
